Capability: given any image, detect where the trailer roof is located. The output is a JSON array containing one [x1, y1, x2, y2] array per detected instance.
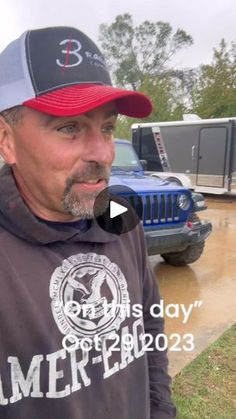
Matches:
[[132, 117, 236, 129]]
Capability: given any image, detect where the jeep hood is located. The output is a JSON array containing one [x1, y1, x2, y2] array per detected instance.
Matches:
[[109, 173, 186, 193]]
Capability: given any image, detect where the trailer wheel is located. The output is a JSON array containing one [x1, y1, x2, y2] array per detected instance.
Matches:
[[161, 241, 205, 266], [166, 177, 183, 186]]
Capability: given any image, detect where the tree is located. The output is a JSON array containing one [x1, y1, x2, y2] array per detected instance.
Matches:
[[191, 39, 236, 118], [99, 14, 193, 90], [99, 14, 193, 136], [114, 75, 187, 139]]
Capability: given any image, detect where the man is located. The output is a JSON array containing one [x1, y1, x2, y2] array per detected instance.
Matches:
[[0, 26, 176, 418]]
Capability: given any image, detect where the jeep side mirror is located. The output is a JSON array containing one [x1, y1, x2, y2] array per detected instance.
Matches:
[[139, 159, 147, 170]]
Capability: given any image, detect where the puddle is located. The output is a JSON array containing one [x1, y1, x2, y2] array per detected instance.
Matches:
[[149, 197, 236, 375]]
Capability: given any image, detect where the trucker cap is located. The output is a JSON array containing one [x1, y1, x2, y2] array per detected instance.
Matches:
[[0, 26, 152, 117]]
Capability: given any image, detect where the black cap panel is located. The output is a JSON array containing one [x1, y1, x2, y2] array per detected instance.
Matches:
[[25, 26, 112, 94]]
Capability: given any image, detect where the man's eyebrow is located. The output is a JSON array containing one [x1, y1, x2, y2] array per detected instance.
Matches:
[[43, 115, 61, 125]]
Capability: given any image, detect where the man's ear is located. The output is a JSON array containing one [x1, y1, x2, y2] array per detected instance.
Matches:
[[0, 116, 16, 164]]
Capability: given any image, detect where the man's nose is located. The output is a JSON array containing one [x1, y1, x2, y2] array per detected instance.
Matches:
[[82, 130, 114, 164]]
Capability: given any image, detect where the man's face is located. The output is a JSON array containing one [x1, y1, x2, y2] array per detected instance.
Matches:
[[7, 103, 117, 221]]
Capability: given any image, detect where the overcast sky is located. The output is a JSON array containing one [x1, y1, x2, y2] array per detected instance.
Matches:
[[1, 0, 235, 69]]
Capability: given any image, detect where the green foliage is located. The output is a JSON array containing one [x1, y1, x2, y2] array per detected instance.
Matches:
[[99, 14, 193, 90], [99, 13, 236, 126], [99, 14, 141, 90], [115, 116, 131, 140], [191, 39, 236, 118], [139, 76, 186, 122], [114, 75, 187, 139]]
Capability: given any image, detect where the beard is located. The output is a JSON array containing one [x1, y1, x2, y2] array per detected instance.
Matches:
[[62, 163, 110, 219]]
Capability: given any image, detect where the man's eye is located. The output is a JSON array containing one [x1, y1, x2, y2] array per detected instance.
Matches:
[[58, 124, 79, 134], [102, 125, 116, 135]]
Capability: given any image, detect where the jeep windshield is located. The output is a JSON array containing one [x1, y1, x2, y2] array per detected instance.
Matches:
[[112, 141, 143, 173]]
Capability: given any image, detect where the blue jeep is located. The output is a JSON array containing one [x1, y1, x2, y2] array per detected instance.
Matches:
[[110, 139, 212, 266]]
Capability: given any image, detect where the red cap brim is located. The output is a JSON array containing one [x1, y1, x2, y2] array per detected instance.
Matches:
[[23, 84, 152, 118]]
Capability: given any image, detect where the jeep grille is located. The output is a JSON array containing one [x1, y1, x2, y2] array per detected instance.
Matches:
[[127, 192, 185, 225]]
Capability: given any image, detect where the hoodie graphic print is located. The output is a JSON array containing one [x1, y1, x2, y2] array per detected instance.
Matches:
[[0, 165, 176, 419]]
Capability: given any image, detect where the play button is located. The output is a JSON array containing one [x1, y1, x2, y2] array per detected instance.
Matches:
[[110, 201, 128, 219], [94, 185, 143, 235]]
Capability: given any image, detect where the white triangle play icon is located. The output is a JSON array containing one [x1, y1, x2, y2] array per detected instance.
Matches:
[[110, 201, 128, 219]]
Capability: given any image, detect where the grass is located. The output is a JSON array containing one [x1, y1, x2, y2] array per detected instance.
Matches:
[[172, 324, 236, 418]]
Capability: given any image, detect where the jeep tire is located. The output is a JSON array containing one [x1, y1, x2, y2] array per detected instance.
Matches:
[[161, 241, 205, 266]]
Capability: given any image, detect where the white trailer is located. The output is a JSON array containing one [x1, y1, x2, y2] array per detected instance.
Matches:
[[132, 117, 236, 195]]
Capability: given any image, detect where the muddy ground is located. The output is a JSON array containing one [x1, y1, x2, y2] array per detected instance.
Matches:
[[149, 195, 236, 376]]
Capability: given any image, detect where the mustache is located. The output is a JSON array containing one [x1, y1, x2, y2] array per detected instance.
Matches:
[[65, 163, 110, 188]]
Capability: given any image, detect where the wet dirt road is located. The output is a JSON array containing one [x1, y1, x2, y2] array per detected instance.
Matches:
[[149, 195, 236, 376]]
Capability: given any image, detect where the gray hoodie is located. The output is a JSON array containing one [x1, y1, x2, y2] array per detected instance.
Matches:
[[0, 165, 176, 419]]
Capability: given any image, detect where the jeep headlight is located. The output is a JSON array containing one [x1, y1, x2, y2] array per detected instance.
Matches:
[[178, 194, 190, 210]]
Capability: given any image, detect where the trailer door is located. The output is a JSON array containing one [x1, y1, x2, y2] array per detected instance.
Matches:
[[197, 127, 227, 187]]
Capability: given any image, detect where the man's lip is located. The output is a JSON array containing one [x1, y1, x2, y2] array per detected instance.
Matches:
[[72, 179, 107, 191]]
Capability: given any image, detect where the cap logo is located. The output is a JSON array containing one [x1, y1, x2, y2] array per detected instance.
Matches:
[[56, 39, 83, 68]]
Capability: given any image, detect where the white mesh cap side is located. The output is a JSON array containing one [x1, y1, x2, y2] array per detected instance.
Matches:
[[0, 32, 35, 112]]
